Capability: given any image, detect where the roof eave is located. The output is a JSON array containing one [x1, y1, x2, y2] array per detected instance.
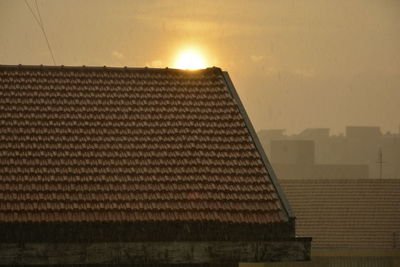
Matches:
[[221, 71, 295, 221]]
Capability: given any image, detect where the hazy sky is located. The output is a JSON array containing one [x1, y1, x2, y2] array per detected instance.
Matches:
[[1, 0, 399, 134]]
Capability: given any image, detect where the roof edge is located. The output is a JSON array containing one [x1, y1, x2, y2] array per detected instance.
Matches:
[[221, 71, 294, 220], [0, 64, 221, 73]]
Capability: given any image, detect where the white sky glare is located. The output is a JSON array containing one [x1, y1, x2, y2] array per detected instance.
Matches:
[[1, 0, 400, 134]]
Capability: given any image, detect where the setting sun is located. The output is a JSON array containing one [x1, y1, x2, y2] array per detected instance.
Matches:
[[174, 48, 207, 70]]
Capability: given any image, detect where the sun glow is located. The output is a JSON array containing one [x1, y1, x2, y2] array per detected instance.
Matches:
[[174, 48, 207, 70]]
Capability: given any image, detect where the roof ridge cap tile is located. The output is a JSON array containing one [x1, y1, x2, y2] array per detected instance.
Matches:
[[0, 64, 223, 74]]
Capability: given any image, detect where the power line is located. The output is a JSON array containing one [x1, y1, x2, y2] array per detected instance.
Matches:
[[24, 0, 56, 65], [34, 0, 56, 65], [23, 0, 41, 26], [34, 0, 44, 27]]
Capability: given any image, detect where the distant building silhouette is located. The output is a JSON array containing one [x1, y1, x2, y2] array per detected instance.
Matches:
[[258, 126, 400, 179], [298, 128, 330, 140], [346, 126, 381, 140], [271, 140, 315, 165]]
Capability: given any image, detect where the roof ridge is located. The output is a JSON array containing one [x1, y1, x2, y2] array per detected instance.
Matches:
[[0, 64, 222, 73]]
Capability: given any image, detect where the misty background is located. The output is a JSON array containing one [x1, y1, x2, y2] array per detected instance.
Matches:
[[1, 0, 400, 135], [1, 1, 400, 261]]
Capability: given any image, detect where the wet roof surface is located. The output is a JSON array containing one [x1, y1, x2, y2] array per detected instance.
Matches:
[[0, 65, 284, 224], [281, 179, 400, 249]]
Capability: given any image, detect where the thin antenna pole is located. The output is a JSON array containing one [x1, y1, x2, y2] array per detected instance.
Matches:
[[376, 148, 386, 179], [379, 149, 382, 180]]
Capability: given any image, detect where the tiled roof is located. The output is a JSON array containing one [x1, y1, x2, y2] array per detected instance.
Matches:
[[0, 65, 285, 224], [280, 179, 400, 249]]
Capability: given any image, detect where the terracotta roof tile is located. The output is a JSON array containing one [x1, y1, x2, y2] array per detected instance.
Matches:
[[281, 179, 400, 249], [0, 65, 285, 224]]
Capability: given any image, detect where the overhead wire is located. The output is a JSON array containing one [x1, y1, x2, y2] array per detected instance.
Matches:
[[34, 0, 44, 26], [34, 0, 56, 65], [24, 0, 56, 65], [23, 0, 41, 26]]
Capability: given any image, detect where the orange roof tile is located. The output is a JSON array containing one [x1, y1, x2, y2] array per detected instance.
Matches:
[[0, 65, 287, 225]]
